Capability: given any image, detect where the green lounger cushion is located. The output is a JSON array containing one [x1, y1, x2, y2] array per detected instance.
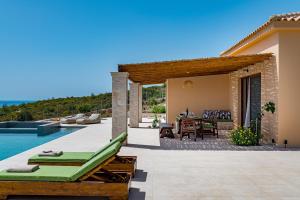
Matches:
[[0, 142, 122, 182], [0, 166, 80, 182], [92, 132, 127, 157], [27, 132, 127, 164], [29, 152, 94, 163], [70, 142, 122, 181]]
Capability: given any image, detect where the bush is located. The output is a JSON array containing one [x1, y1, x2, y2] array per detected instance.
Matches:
[[148, 97, 158, 107], [16, 110, 33, 121], [152, 114, 159, 128], [77, 104, 92, 113], [230, 126, 258, 146], [151, 105, 166, 114]]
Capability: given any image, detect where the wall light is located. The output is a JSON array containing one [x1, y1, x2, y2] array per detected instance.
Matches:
[[183, 80, 193, 88]]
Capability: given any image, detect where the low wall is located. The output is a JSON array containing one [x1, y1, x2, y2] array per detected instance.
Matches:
[[217, 121, 233, 130], [38, 122, 60, 136], [0, 121, 60, 135]]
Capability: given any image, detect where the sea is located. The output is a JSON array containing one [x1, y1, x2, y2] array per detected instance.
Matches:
[[0, 100, 34, 107]]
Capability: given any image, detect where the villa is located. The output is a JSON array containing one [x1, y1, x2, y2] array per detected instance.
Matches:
[[1, 12, 300, 200], [112, 12, 300, 147]]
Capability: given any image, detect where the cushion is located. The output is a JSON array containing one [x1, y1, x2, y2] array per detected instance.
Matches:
[[92, 132, 127, 157], [28, 152, 94, 163], [70, 142, 122, 181], [0, 166, 80, 182]]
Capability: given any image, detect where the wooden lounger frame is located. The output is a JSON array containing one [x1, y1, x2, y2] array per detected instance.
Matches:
[[29, 155, 137, 177], [0, 156, 131, 200]]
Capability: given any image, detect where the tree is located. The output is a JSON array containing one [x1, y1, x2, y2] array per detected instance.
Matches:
[[16, 110, 33, 121]]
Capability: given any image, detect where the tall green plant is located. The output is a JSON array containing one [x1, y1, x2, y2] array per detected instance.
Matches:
[[251, 101, 276, 144], [152, 114, 159, 128]]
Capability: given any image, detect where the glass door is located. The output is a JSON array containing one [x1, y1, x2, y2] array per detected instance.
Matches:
[[241, 74, 261, 127]]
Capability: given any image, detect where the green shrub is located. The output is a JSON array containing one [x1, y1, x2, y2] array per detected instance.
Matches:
[[151, 105, 166, 113], [16, 110, 33, 121], [148, 97, 158, 107], [152, 114, 159, 128], [77, 104, 92, 113], [230, 126, 258, 146]]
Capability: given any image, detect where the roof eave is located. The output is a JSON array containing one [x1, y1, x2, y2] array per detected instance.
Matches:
[[221, 16, 300, 56]]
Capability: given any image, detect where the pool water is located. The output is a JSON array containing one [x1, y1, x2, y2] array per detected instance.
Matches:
[[0, 127, 81, 160]]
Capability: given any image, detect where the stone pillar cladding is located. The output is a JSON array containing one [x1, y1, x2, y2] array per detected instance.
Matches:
[[138, 85, 143, 122], [129, 82, 140, 128], [111, 72, 128, 144], [229, 57, 278, 144]]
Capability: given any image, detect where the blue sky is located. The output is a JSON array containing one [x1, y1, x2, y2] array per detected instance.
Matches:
[[0, 0, 299, 100]]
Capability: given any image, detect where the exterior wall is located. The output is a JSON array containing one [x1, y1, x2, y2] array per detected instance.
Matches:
[[227, 32, 279, 57], [227, 29, 300, 146], [227, 32, 280, 144], [277, 30, 300, 146], [166, 74, 230, 124], [229, 58, 278, 143]]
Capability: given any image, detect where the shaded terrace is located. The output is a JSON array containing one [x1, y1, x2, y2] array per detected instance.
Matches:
[[111, 53, 273, 141]]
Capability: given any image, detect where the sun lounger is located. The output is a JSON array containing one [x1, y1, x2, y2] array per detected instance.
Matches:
[[0, 142, 131, 200], [60, 113, 85, 124], [28, 132, 137, 176], [76, 113, 101, 124]]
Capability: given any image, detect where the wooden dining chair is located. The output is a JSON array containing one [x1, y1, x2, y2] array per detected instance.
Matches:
[[180, 118, 197, 141]]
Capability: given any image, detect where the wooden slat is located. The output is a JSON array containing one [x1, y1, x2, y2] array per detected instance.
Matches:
[[118, 53, 273, 84]]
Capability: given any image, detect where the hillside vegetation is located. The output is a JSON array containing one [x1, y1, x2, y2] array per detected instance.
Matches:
[[0, 85, 166, 122]]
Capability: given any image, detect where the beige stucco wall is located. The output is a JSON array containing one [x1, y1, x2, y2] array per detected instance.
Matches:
[[166, 74, 230, 124], [229, 32, 279, 57], [277, 30, 300, 146]]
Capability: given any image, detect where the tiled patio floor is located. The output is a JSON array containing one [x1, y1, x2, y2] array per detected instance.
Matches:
[[160, 135, 299, 151], [1, 118, 300, 199]]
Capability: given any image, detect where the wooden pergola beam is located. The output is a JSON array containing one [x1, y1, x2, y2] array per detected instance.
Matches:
[[118, 53, 273, 84]]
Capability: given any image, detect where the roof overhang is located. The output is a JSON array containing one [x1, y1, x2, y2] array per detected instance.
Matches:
[[221, 13, 300, 56], [118, 53, 273, 85]]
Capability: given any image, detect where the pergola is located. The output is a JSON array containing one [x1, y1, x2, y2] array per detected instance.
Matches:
[[111, 53, 273, 141], [118, 53, 272, 84]]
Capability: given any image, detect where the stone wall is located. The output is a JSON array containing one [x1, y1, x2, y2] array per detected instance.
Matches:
[[229, 57, 278, 143], [129, 82, 139, 128], [111, 72, 128, 142]]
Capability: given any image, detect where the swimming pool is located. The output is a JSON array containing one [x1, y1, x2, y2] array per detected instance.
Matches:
[[0, 127, 81, 160]]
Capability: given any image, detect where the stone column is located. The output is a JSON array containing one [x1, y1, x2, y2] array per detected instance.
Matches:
[[138, 85, 143, 122], [129, 82, 139, 128], [111, 72, 128, 144]]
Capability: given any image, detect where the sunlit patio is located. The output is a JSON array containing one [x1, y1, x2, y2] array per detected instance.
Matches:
[[1, 118, 300, 199]]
